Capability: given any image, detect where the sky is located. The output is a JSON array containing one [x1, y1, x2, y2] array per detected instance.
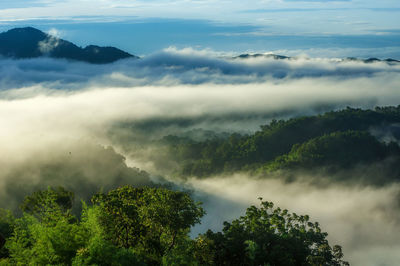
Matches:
[[0, 0, 399, 57]]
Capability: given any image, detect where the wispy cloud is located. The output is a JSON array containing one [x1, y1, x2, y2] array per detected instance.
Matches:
[[242, 7, 400, 13], [0, 0, 50, 9], [0, 0, 398, 40]]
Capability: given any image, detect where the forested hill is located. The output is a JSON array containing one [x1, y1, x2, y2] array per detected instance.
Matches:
[[163, 106, 400, 182], [0, 186, 348, 265], [0, 27, 137, 64]]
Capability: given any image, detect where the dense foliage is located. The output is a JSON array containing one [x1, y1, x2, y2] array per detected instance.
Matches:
[[263, 130, 400, 171], [163, 106, 400, 180], [203, 200, 348, 266], [0, 186, 347, 265], [91, 186, 205, 264]]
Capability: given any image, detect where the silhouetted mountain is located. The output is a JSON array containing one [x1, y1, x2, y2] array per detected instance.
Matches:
[[235, 53, 290, 60], [235, 53, 399, 64], [341, 57, 399, 64], [385, 58, 400, 63], [0, 27, 138, 64]]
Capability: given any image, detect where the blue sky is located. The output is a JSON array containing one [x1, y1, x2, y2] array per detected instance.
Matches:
[[0, 0, 399, 57]]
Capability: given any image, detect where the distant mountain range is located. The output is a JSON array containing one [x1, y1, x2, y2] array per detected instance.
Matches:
[[235, 54, 290, 60], [0, 27, 138, 64], [0, 27, 398, 65], [235, 53, 400, 64]]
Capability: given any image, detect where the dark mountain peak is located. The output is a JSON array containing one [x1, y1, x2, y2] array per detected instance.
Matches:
[[84, 45, 102, 51], [7, 27, 44, 33], [385, 58, 400, 63], [235, 54, 399, 65], [364, 57, 381, 63], [2, 27, 48, 43], [344, 57, 399, 64], [2, 27, 47, 37], [0, 27, 137, 64], [235, 53, 290, 60], [81, 45, 139, 64]]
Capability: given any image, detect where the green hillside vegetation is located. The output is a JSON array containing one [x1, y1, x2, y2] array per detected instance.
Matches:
[[0, 186, 348, 266], [263, 130, 400, 171], [162, 106, 400, 180]]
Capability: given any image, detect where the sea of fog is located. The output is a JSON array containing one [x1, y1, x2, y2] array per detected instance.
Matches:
[[1, 48, 400, 265]]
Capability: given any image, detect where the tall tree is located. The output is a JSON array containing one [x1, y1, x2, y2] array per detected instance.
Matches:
[[91, 185, 205, 264], [202, 199, 349, 266]]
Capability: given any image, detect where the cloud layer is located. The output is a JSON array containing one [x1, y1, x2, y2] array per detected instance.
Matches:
[[1, 48, 399, 87], [1, 50, 400, 264], [1, 50, 400, 162]]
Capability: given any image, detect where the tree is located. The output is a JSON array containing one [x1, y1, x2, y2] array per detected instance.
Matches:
[[20, 186, 74, 223], [1, 186, 349, 265], [72, 203, 145, 266], [91, 185, 205, 264], [264, 130, 400, 172], [5, 188, 85, 265], [202, 199, 349, 266], [165, 106, 400, 177]]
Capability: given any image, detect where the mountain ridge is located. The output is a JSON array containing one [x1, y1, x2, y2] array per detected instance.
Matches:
[[0, 27, 138, 64], [234, 53, 400, 64], [1, 27, 398, 64]]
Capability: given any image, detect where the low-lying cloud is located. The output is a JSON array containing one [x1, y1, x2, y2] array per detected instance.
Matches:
[[1, 49, 399, 184], [1, 47, 399, 90], [38, 28, 62, 54], [1, 51, 400, 135], [0, 140, 153, 212]]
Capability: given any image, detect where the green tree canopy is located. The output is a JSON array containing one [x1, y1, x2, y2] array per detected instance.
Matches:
[[20, 186, 74, 222], [264, 130, 400, 171], [1, 186, 348, 266], [91, 185, 205, 264], [202, 199, 349, 266], [4, 187, 84, 265], [163, 106, 400, 178]]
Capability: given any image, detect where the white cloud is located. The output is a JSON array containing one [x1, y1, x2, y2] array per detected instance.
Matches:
[[0, 0, 398, 37], [38, 28, 61, 54]]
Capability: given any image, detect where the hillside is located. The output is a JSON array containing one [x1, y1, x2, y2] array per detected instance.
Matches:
[[0, 27, 137, 64], [160, 106, 400, 182]]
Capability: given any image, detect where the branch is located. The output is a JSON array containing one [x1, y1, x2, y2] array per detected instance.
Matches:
[[167, 231, 178, 251]]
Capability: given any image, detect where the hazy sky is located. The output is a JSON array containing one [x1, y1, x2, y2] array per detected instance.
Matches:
[[0, 0, 399, 57]]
